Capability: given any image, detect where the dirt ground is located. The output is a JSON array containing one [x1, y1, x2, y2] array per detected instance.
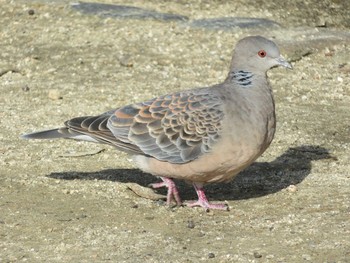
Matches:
[[0, 0, 349, 262]]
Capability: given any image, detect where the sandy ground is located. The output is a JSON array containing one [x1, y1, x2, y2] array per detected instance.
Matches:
[[0, 0, 349, 262]]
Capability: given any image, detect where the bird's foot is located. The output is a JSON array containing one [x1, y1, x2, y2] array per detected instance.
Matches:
[[187, 183, 229, 211], [149, 177, 182, 206]]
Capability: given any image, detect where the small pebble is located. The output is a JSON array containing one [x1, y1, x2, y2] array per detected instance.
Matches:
[[48, 89, 62, 100], [302, 254, 311, 261], [22, 85, 30, 92], [76, 214, 87, 220], [28, 9, 35, 15], [119, 55, 134, 67], [315, 16, 327, 27], [286, 184, 298, 193], [187, 220, 195, 229], [254, 251, 263, 258], [208, 252, 215, 259], [197, 232, 205, 237]]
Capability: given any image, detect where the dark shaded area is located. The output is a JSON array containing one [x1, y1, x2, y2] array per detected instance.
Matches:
[[189, 17, 281, 30], [48, 145, 334, 202], [70, 0, 350, 29], [219, 145, 334, 200], [71, 2, 188, 22], [71, 2, 280, 30]]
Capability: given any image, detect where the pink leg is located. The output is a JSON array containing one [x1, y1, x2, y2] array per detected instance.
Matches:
[[187, 183, 229, 211], [149, 177, 182, 206]]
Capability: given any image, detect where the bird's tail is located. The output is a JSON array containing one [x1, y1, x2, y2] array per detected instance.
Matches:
[[21, 127, 102, 143], [21, 128, 73, 140]]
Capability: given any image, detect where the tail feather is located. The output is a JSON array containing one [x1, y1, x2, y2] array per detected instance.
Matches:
[[21, 128, 73, 140], [22, 128, 105, 144], [21, 122, 144, 155]]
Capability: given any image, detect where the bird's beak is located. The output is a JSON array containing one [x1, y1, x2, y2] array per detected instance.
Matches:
[[276, 55, 293, 69]]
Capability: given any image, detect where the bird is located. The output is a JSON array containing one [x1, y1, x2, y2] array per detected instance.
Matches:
[[22, 36, 292, 211]]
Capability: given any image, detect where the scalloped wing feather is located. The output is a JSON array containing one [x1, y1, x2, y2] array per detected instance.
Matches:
[[108, 91, 224, 164]]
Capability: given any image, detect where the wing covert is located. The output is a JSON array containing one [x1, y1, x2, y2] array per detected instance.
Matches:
[[108, 91, 224, 164]]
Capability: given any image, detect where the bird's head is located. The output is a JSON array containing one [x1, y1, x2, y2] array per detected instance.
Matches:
[[231, 36, 292, 73]]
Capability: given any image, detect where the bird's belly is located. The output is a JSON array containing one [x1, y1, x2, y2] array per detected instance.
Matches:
[[133, 127, 272, 184]]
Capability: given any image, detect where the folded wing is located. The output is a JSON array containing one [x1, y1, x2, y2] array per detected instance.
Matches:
[[108, 91, 224, 164]]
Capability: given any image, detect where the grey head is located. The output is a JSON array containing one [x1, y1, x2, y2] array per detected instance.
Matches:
[[229, 36, 292, 74]]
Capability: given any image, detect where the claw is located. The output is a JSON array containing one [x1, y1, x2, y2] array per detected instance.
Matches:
[[149, 177, 182, 206], [187, 183, 229, 211]]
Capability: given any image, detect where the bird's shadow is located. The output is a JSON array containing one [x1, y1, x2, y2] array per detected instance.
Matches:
[[47, 145, 335, 201]]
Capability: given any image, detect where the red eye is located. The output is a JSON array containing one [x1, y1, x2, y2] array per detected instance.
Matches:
[[258, 50, 267, 58]]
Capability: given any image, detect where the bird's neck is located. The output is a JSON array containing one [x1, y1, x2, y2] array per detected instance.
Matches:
[[225, 69, 267, 88]]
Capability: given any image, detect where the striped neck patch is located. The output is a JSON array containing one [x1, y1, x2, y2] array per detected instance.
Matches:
[[229, 70, 253, 87]]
